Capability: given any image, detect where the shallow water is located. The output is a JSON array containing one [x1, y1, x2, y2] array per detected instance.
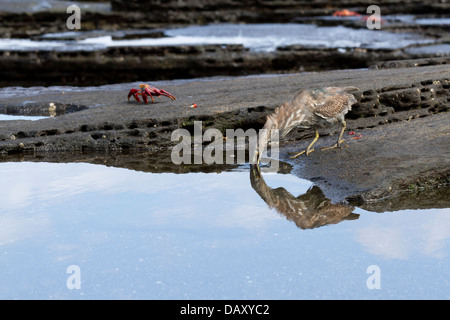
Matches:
[[0, 161, 448, 299], [405, 44, 450, 55], [0, 114, 48, 121], [415, 18, 450, 25], [0, 23, 436, 52]]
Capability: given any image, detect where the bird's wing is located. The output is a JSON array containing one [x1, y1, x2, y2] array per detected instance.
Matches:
[[311, 90, 357, 119]]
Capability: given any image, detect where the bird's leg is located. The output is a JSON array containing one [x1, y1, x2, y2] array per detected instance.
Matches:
[[321, 121, 346, 151], [306, 129, 320, 155], [290, 130, 319, 159]]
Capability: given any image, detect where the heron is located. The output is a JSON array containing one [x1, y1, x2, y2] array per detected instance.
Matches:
[[253, 86, 359, 165]]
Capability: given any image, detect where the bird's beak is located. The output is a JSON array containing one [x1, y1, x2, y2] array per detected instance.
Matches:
[[253, 128, 271, 166]]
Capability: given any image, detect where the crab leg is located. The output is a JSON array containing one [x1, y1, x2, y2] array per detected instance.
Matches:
[[142, 84, 176, 101], [141, 90, 154, 104], [152, 88, 177, 101]]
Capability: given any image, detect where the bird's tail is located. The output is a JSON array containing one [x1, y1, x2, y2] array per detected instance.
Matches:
[[339, 86, 361, 104]]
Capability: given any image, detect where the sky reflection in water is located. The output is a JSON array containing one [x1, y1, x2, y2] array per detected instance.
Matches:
[[0, 162, 449, 299]]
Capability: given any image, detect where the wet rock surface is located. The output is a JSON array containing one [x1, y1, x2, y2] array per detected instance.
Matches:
[[1, 34, 448, 87], [111, 0, 450, 22], [282, 112, 449, 210], [4, 45, 449, 87], [0, 1, 449, 86], [0, 63, 449, 208]]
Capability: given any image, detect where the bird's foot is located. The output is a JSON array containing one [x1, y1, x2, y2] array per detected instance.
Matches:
[[290, 148, 315, 159], [321, 139, 345, 151]]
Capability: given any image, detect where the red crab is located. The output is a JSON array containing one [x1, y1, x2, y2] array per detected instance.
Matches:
[[332, 9, 361, 17], [128, 84, 176, 104]]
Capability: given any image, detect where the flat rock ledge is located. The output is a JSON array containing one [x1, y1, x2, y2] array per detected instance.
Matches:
[[0, 63, 449, 210]]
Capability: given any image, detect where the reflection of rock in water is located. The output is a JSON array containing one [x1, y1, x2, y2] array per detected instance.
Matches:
[[250, 165, 359, 229]]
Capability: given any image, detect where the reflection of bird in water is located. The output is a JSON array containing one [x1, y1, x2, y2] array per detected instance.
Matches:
[[250, 166, 358, 229], [254, 86, 359, 164]]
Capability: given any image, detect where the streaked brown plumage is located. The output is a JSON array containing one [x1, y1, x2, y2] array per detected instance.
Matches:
[[254, 86, 359, 164]]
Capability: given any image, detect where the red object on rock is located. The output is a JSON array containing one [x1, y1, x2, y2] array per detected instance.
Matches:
[[332, 9, 361, 17]]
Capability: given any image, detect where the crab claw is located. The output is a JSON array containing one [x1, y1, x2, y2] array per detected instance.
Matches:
[[128, 89, 141, 103]]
